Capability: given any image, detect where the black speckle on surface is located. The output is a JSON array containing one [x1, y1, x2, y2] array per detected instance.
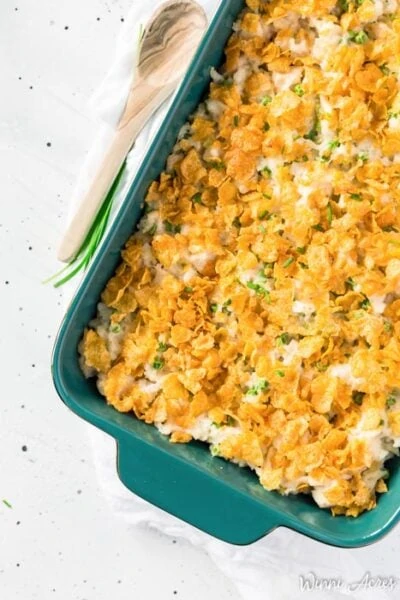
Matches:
[[15, 7, 18, 11], [77, 489, 82, 495], [18, 76, 22, 80], [64, 25, 69, 30], [29, 86, 33, 90], [5, 281, 9, 285], [96, 17, 101, 21], [46, 142, 52, 147], [22, 445, 27, 452], [117, 580, 122, 584], [20, 405, 25, 409], [173, 592, 178, 596], [16, 521, 21, 525], [31, 364, 36, 368], [28, 245, 32, 250], [172, 539, 177, 544], [16, 563, 20, 568], [121, 17, 125, 22]]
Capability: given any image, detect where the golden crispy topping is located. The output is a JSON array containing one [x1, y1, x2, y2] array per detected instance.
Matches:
[[81, 0, 400, 517]]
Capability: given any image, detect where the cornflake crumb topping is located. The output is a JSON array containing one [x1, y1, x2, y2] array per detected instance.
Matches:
[[80, 0, 400, 517]]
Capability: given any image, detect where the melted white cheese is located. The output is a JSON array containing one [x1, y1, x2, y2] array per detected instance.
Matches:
[[330, 364, 365, 388], [282, 340, 300, 366], [272, 68, 302, 91], [292, 300, 315, 316], [369, 294, 387, 315]]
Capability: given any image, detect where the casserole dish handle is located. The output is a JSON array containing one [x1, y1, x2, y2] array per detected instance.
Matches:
[[117, 437, 283, 545]]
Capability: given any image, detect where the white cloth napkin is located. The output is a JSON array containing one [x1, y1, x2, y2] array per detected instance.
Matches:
[[66, 2, 397, 598]]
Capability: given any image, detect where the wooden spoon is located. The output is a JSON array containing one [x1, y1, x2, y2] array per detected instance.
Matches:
[[58, 0, 207, 263]]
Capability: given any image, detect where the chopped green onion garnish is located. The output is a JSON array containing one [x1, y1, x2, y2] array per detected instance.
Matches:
[[277, 332, 292, 345], [315, 361, 328, 372], [233, 115, 239, 127], [208, 160, 225, 171], [184, 286, 193, 293], [152, 357, 165, 370], [387, 395, 397, 408], [352, 391, 365, 405], [110, 323, 121, 334], [275, 370, 285, 378], [218, 76, 234, 87], [210, 303, 219, 313], [259, 210, 271, 220], [247, 281, 270, 299], [345, 277, 356, 291], [328, 139, 341, 150], [283, 257, 295, 268], [164, 221, 181, 234], [350, 193, 363, 201], [304, 118, 320, 142], [144, 202, 155, 214], [257, 269, 268, 281], [222, 299, 232, 314], [191, 192, 203, 204], [348, 30, 369, 44], [147, 223, 157, 236], [384, 320, 393, 333], [247, 379, 269, 395], [261, 95, 272, 105], [261, 166, 272, 178], [2, 499, 12, 509], [359, 296, 371, 310], [297, 247, 306, 255], [210, 444, 220, 456], [157, 342, 168, 353], [357, 152, 369, 163], [294, 84, 305, 97], [380, 63, 390, 76]]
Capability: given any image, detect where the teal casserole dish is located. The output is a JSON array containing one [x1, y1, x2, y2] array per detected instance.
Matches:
[[52, 0, 400, 547]]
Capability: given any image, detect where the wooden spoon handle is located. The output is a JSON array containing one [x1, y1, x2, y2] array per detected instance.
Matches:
[[58, 80, 175, 263]]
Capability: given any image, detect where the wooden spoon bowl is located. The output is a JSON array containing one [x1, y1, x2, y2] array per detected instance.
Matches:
[[58, 0, 207, 263]]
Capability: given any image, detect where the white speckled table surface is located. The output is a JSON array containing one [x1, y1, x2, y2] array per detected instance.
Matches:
[[1, 1, 399, 599]]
